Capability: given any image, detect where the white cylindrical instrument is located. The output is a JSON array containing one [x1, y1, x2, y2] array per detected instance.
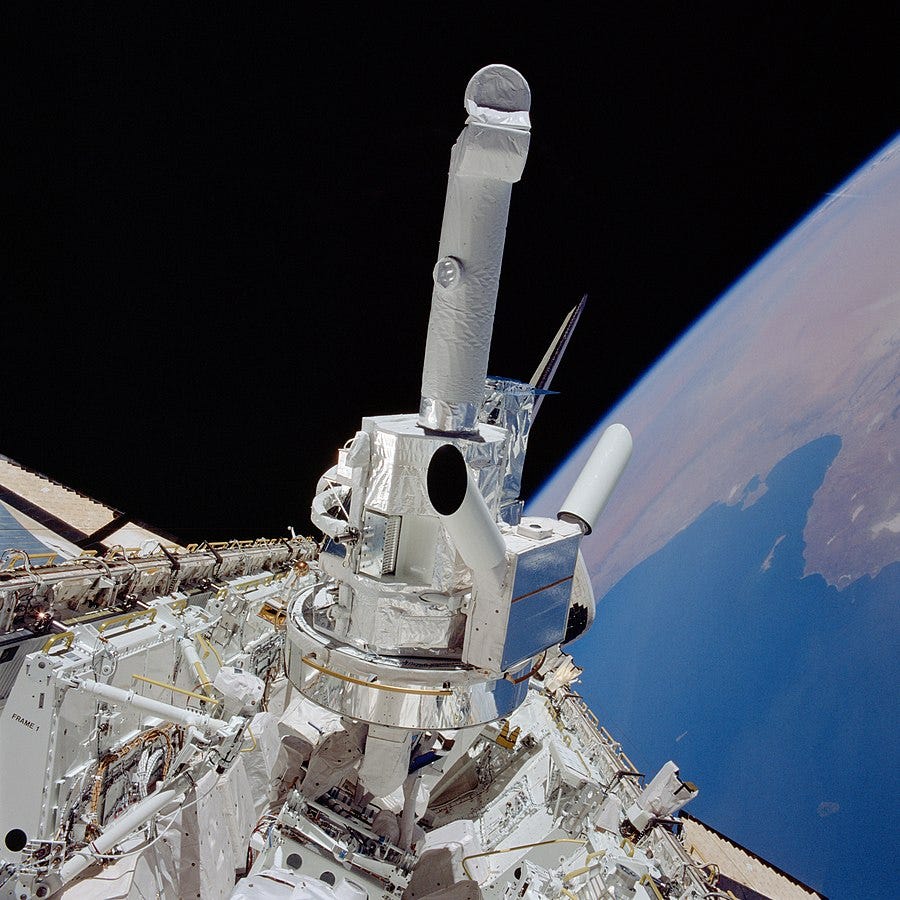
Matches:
[[558, 423, 633, 534], [427, 443, 506, 573]]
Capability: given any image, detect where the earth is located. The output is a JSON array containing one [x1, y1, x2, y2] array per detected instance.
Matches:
[[531, 137, 899, 897]]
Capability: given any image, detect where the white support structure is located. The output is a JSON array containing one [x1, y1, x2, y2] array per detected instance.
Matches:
[[71, 677, 230, 732]]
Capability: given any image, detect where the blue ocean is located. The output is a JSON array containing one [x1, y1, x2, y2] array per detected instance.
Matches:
[[575, 435, 899, 897]]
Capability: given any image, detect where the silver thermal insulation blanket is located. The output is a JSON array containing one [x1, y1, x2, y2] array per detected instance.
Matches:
[[480, 378, 545, 514], [361, 414, 507, 595], [339, 579, 466, 655], [362, 415, 506, 519]]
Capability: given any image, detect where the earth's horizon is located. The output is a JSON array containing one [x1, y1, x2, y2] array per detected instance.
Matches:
[[531, 135, 900, 897]]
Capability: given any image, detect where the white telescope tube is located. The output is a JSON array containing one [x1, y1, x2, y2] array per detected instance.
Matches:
[[418, 64, 531, 434], [558, 424, 633, 535], [427, 444, 506, 573]]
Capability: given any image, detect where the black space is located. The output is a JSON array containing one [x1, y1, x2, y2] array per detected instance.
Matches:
[[4, 9, 898, 544]]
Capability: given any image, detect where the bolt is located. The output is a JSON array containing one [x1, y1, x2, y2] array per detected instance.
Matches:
[[433, 256, 463, 289]]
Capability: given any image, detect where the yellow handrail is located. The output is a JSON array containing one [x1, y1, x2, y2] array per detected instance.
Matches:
[[302, 656, 452, 697], [96, 607, 157, 636], [131, 674, 220, 705], [461, 838, 585, 880], [241, 722, 258, 753], [196, 632, 223, 666], [639, 875, 666, 900], [563, 849, 607, 882], [41, 631, 74, 655]]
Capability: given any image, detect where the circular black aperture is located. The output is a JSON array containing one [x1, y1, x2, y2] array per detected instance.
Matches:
[[5, 828, 27, 852], [286, 852, 302, 870], [320, 871, 336, 886], [427, 444, 468, 516]]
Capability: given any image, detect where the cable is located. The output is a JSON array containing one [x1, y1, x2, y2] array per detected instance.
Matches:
[[91, 771, 221, 862]]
